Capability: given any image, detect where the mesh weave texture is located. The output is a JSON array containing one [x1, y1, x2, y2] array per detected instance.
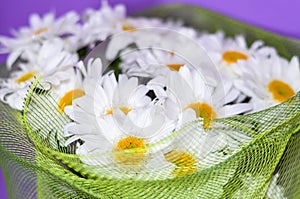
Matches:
[[0, 79, 299, 199]]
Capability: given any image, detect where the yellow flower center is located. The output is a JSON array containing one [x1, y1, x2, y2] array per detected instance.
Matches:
[[268, 80, 295, 102], [122, 24, 136, 32], [58, 89, 85, 113], [34, 27, 48, 35], [119, 106, 132, 115], [165, 150, 197, 177], [106, 108, 113, 115], [222, 51, 248, 64], [166, 63, 185, 71], [16, 71, 36, 84], [105, 106, 132, 115], [114, 136, 146, 165], [185, 102, 217, 129]]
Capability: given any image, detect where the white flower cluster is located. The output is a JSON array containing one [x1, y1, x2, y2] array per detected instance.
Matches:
[[0, 2, 298, 184]]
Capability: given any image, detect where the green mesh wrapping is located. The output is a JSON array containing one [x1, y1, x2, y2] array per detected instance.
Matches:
[[0, 77, 299, 198], [1, 5, 300, 199]]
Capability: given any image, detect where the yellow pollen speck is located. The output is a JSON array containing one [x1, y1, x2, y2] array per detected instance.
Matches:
[[34, 27, 48, 35], [58, 89, 85, 113], [122, 24, 136, 32], [119, 106, 132, 115], [16, 71, 36, 84], [223, 51, 248, 64], [268, 80, 295, 102], [165, 150, 197, 177], [114, 136, 146, 165], [166, 63, 184, 71], [106, 108, 113, 115], [185, 102, 217, 129]]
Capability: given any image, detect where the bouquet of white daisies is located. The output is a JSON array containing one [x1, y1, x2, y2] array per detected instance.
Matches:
[[0, 2, 299, 199]]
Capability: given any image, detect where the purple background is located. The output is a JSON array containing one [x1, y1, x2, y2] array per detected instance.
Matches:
[[1, 0, 300, 198]]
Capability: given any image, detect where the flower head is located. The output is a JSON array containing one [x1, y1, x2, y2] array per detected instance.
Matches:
[[0, 11, 80, 69], [233, 56, 300, 111], [149, 66, 252, 129], [0, 39, 78, 110], [199, 31, 277, 78]]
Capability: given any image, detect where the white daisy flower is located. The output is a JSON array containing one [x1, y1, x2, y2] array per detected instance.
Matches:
[[113, 26, 210, 79], [233, 56, 300, 111], [80, 1, 132, 47], [199, 31, 277, 77], [65, 57, 162, 132], [0, 11, 80, 68], [54, 70, 84, 114], [105, 17, 191, 61], [64, 58, 176, 178], [24, 39, 78, 85], [163, 119, 251, 178], [149, 66, 252, 129], [120, 48, 189, 78], [0, 39, 78, 110], [105, 28, 161, 61], [67, 58, 152, 122], [20, 67, 84, 146], [0, 81, 28, 111], [65, 113, 175, 179], [163, 126, 209, 178]]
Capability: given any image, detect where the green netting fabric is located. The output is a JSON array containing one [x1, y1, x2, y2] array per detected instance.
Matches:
[[1, 4, 300, 198], [0, 77, 299, 198]]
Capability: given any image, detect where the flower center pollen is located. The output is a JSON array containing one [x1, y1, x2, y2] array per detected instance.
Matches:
[[58, 89, 85, 113], [34, 27, 48, 35], [185, 102, 217, 129], [16, 71, 36, 84], [268, 80, 295, 102], [114, 136, 146, 165], [119, 106, 132, 115], [165, 150, 197, 177], [106, 108, 113, 115], [166, 63, 184, 71], [122, 24, 136, 32], [223, 51, 248, 64]]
